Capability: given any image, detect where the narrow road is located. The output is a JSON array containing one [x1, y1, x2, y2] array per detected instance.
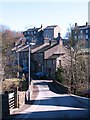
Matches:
[[10, 79, 89, 120]]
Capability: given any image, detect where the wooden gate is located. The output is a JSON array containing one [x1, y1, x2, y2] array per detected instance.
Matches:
[[8, 91, 15, 110]]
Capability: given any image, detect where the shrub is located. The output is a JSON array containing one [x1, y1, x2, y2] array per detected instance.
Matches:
[[55, 67, 64, 83], [2, 78, 20, 93]]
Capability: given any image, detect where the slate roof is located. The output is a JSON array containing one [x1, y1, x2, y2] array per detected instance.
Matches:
[[32, 45, 50, 53], [74, 25, 90, 30], [38, 43, 58, 53], [27, 27, 41, 31], [46, 53, 65, 60], [44, 25, 58, 30]]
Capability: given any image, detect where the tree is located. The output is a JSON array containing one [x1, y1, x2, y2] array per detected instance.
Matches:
[[57, 24, 88, 95], [1, 25, 23, 79], [64, 24, 89, 94]]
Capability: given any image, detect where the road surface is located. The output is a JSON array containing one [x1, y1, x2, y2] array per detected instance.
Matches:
[[9, 79, 90, 120]]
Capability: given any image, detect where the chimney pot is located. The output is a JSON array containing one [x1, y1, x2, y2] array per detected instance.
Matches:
[[75, 23, 77, 27], [86, 22, 88, 26]]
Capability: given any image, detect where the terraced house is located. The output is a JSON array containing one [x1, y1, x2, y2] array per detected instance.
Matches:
[[12, 25, 71, 79], [73, 22, 90, 48]]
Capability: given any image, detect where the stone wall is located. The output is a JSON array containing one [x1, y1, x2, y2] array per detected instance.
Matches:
[[53, 80, 69, 94], [18, 91, 25, 108], [18, 80, 34, 107], [2, 80, 34, 119]]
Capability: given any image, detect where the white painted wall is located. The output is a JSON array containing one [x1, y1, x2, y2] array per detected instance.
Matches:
[[54, 25, 61, 38]]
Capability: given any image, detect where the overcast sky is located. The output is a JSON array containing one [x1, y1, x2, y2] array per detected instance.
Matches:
[[0, 1, 89, 38]]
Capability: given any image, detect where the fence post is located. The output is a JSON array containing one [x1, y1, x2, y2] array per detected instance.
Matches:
[[0, 92, 2, 120], [14, 87, 18, 108], [2, 91, 10, 119]]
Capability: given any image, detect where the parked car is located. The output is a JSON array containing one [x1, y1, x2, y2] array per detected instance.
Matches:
[[34, 72, 47, 79], [85, 89, 90, 98]]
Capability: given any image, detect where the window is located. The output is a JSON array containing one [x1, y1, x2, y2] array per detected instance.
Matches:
[[46, 60, 47, 65], [31, 31, 33, 35], [75, 31, 77, 34], [34, 31, 36, 34], [86, 29, 88, 33], [80, 30, 83, 33], [38, 53, 41, 61], [26, 36, 29, 40], [59, 60, 61, 66], [27, 31, 30, 35], [80, 35, 83, 39], [78, 35, 80, 39], [24, 32, 26, 35], [74, 35, 77, 40], [52, 60, 54, 65], [86, 35, 88, 39]]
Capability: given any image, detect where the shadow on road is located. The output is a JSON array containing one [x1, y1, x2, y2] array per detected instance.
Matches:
[[4, 80, 90, 120], [48, 81, 68, 94], [4, 109, 89, 120], [33, 80, 68, 94], [6, 94, 90, 120], [27, 96, 89, 109]]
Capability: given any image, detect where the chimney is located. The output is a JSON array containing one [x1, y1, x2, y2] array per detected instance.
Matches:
[[49, 38, 51, 45], [41, 24, 43, 28], [86, 22, 88, 26], [57, 33, 61, 44], [75, 23, 77, 27]]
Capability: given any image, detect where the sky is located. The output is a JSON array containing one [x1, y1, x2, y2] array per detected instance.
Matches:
[[0, 1, 89, 38]]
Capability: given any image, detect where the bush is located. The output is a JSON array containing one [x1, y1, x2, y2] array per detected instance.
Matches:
[[2, 78, 20, 93], [2, 74, 28, 92], [18, 80, 28, 91], [55, 67, 64, 83], [18, 73, 28, 91]]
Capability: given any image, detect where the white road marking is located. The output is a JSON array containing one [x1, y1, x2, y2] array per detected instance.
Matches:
[[22, 80, 41, 120]]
